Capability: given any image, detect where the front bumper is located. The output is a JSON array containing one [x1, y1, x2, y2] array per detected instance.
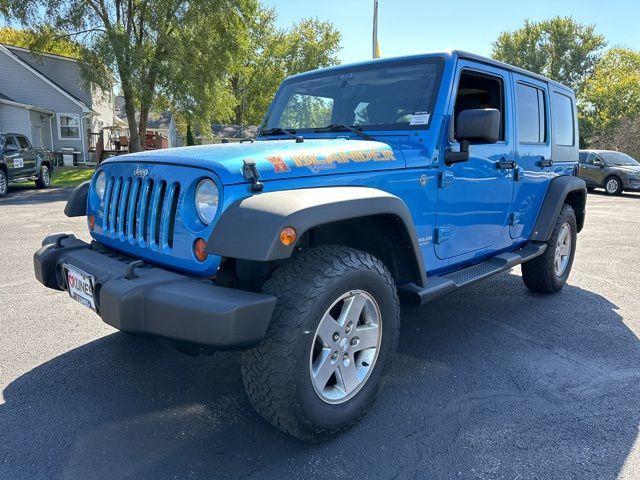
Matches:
[[33, 234, 277, 348]]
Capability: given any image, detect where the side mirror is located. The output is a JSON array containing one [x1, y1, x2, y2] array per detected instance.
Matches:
[[593, 159, 604, 168], [4, 144, 18, 152], [445, 108, 501, 166]]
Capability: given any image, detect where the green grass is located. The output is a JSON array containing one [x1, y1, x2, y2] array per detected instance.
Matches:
[[51, 166, 95, 188]]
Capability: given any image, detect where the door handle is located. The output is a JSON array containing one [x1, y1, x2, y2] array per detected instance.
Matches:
[[496, 159, 517, 170], [537, 158, 553, 168]]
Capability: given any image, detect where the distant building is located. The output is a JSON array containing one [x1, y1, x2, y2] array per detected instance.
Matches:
[[114, 95, 182, 148]]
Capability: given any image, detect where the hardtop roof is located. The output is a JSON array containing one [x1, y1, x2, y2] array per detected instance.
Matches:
[[284, 50, 574, 94]]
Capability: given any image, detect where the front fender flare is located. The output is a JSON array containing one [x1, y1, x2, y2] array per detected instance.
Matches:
[[206, 187, 427, 287]]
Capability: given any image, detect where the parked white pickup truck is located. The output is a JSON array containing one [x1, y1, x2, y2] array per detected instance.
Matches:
[[0, 133, 54, 197]]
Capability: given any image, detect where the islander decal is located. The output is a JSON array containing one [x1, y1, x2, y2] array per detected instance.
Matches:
[[266, 148, 396, 174]]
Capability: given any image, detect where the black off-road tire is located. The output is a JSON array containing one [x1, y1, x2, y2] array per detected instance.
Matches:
[[522, 204, 577, 293], [603, 175, 623, 196], [0, 169, 7, 197], [35, 165, 51, 189], [240, 245, 400, 442]]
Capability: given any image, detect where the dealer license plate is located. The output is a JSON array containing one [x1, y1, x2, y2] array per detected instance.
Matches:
[[64, 264, 96, 311]]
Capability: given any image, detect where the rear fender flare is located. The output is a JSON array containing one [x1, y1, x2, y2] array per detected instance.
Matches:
[[531, 175, 586, 241]]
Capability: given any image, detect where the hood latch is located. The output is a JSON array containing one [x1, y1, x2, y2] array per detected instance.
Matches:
[[242, 159, 264, 192]]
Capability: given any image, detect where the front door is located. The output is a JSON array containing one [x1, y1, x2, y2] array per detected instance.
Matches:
[[435, 62, 515, 260], [578, 152, 605, 186], [3, 135, 25, 179]]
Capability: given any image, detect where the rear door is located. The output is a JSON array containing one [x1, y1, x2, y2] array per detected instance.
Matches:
[[435, 61, 515, 259], [510, 74, 552, 239], [16, 135, 36, 176]]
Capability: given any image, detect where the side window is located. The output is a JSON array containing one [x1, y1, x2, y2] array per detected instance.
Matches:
[[5, 136, 17, 149], [516, 83, 546, 143], [279, 93, 333, 129], [17, 136, 30, 149], [552, 92, 575, 146], [453, 70, 505, 141], [578, 152, 588, 164], [586, 153, 601, 165]]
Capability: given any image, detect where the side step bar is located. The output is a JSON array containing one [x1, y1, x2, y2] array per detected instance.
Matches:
[[399, 242, 547, 306]]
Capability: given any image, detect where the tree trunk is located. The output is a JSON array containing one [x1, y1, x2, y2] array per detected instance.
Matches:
[[138, 102, 150, 151], [120, 81, 140, 153]]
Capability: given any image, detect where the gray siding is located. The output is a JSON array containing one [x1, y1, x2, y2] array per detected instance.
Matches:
[[8, 47, 91, 106], [28, 109, 53, 149], [0, 49, 87, 157], [0, 104, 30, 137]]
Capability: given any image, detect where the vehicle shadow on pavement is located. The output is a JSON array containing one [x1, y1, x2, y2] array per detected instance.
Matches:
[[2, 273, 639, 479], [0, 186, 72, 206]]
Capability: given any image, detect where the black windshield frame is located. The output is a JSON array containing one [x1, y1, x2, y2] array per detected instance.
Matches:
[[260, 57, 445, 134]]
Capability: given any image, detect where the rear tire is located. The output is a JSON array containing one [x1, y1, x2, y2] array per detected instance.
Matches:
[[522, 204, 577, 293], [0, 169, 7, 197], [604, 176, 623, 196], [35, 165, 51, 189], [241, 245, 400, 442]]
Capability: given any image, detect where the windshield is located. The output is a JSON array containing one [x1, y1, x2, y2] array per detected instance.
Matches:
[[599, 152, 639, 166], [262, 58, 443, 133]]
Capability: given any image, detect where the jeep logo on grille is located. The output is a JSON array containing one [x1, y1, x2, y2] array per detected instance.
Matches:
[[133, 166, 149, 178]]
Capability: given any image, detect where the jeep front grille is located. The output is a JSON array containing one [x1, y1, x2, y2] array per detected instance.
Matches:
[[102, 174, 181, 251]]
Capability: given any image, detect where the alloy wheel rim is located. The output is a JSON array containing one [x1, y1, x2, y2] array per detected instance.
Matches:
[[554, 222, 572, 277], [42, 167, 50, 185], [606, 178, 619, 193], [0, 172, 6, 194], [309, 290, 382, 404]]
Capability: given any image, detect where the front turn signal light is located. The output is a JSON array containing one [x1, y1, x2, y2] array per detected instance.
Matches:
[[194, 238, 208, 262], [88, 215, 95, 230], [279, 227, 297, 246]]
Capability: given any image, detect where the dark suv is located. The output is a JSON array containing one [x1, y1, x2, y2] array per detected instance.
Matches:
[[578, 150, 640, 195]]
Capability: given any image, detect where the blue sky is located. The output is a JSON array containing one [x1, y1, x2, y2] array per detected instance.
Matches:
[[262, 0, 639, 64]]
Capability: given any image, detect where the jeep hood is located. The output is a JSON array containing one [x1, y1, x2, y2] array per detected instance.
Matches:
[[102, 139, 406, 185]]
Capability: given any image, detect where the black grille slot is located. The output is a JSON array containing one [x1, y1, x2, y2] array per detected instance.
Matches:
[[167, 184, 180, 249], [101, 172, 181, 252]]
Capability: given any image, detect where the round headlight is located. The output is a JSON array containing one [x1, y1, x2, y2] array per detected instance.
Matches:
[[95, 171, 106, 200], [195, 178, 219, 225]]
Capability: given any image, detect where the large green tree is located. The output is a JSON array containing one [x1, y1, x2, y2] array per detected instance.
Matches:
[[579, 48, 640, 143], [230, 9, 341, 127], [0, 0, 258, 151], [0, 26, 83, 58], [492, 16, 606, 93]]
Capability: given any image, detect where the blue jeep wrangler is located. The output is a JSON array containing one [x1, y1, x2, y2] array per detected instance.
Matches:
[[34, 51, 586, 441]]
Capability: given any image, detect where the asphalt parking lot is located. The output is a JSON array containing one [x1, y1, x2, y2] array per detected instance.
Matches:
[[1, 185, 639, 479]]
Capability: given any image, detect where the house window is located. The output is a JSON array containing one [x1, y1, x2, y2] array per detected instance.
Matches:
[[57, 113, 80, 139]]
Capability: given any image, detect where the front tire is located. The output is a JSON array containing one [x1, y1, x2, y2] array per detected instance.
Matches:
[[604, 176, 623, 195], [35, 165, 51, 189], [241, 245, 400, 441], [522, 204, 577, 293]]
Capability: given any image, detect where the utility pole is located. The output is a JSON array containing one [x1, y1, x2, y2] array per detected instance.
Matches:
[[372, 0, 380, 59]]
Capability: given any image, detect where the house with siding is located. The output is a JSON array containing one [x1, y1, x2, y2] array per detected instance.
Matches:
[[0, 44, 119, 163]]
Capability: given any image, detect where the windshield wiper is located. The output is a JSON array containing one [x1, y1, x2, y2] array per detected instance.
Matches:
[[260, 127, 304, 143], [315, 124, 375, 141]]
